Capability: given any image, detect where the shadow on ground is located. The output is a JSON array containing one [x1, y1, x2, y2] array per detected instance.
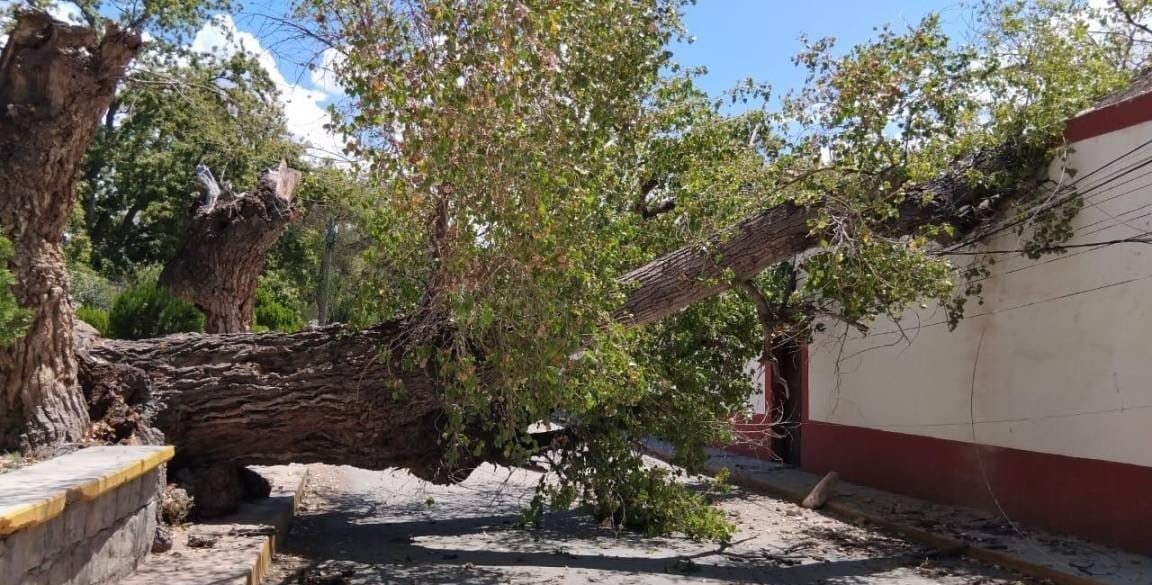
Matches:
[[267, 467, 1026, 585]]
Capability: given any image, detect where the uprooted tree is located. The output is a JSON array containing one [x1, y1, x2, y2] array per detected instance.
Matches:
[[3, 0, 1149, 539]]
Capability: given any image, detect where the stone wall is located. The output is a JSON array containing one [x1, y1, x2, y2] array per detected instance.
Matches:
[[0, 446, 173, 585]]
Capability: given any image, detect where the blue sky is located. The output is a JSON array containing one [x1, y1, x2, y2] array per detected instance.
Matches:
[[673, 0, 965, 98]]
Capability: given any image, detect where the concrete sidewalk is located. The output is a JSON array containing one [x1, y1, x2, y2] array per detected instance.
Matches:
[[264, 462, 1077, 585], [122, 464, 309, 585], [645, 440, 1152, 585]]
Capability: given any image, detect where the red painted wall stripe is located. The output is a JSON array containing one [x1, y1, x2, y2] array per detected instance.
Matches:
[[1064, 90, 1152, 143], [800, 421, 1152, 555]]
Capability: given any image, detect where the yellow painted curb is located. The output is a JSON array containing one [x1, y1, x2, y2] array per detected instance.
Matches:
[[72, 446, 176, 501], [0, 492, 67, 537], [246, 468, 310, 585], [644, 446, 1110, 585], [0, 446, 175, 537], [249, 537, 274, 585]]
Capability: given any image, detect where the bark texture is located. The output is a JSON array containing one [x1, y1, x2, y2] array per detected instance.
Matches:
[[76, 322, 462, 482], [159, 161, 303, 333], [0, 11, 140, 450]]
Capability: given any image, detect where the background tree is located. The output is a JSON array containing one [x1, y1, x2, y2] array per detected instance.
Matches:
[[0, 236, 30, 344], [260, 166, 384, 329], [78, 52, 302, 276]]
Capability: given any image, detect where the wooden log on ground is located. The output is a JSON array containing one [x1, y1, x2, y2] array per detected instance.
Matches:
[[801, 471, 840, 509]]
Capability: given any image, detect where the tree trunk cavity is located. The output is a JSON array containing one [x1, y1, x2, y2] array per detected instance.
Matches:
[[159, 161, 303, 333], [0, 11, 141, 451]]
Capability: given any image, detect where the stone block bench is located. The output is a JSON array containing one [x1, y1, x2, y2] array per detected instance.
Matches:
[[0, 445, 173, 585]]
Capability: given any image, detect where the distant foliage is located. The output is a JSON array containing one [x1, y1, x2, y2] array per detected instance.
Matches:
[[69, 263, 120, 311], [108, 283, 204, 339], [0, 236, 30, 346], [252, 280, 305, 333], [75, 306, 110, 335]]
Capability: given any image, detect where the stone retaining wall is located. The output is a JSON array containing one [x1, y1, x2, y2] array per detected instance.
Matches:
[[0, 446, 173, 585]]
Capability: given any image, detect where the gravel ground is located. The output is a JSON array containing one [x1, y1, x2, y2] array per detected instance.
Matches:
[[265, 460, 1043, 585]]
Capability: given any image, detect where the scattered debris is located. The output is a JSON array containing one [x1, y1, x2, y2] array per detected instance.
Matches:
[[159, 484, 192, 525], [671, 558, 701, 573], [186, 532, 218, 548], [151, 524, 174, 553], [801, 471, 840, 509], [298, 567, 355, 585]]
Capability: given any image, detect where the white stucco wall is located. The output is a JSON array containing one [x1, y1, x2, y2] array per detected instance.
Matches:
[[807, 119, 1152, 468]]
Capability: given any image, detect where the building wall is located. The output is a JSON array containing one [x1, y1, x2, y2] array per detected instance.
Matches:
[[803, 106, 1152, 554]]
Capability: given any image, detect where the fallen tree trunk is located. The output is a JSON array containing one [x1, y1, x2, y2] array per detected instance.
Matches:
[[78, 321, 458, 481], [0, 11, 141, 450], [76, 144, 1042, 480], [159, 161, 303, 333]]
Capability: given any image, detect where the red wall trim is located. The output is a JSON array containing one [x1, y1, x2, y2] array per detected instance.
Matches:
[[1064, 90, 1152, 143], [800, 421, 1152, 555]]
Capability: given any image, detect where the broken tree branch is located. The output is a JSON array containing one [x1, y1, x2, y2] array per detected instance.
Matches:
[[159, 161, 303, 333]]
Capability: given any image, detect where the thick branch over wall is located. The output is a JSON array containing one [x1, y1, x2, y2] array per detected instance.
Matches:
[[615, 146, 1038, 326], [0, 11, 140, 449]]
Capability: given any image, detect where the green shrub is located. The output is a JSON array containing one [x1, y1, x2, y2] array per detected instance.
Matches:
[[108, 283, 204, 339], [252, 280, 304, 333], [75, 306, 110, 335], [0, 236, 30, 345], [69, 264, 120, 311]]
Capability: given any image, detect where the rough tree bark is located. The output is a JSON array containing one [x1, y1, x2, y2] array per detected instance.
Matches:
[[76, 321, 461, 482], [75, 143, 1041, 480], [159, 161, 303, 333], [0, 11, 141, 451]]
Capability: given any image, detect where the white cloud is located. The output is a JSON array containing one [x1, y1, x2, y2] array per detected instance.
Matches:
[[191, 15, 345, 161], [309, 47, 346, 96]]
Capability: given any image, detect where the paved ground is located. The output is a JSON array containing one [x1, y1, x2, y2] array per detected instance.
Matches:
[[658, 445, 1151, 585], [266, 460, 1042, 585]]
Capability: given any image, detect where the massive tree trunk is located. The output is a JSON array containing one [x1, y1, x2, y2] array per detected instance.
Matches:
[[0, 11, 140, 451], [76, 321, 461, 482], [75, 144, 1042, 480], [159, 161, 303, 333]]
